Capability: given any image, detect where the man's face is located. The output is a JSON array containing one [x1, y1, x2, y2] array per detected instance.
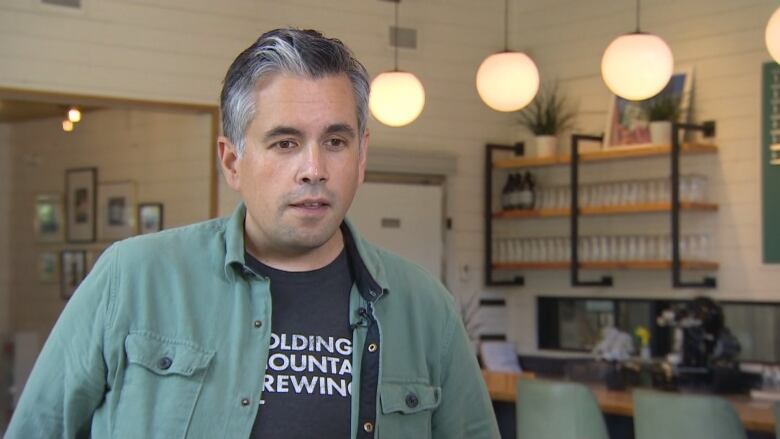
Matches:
[[220, 73, 368, 258]]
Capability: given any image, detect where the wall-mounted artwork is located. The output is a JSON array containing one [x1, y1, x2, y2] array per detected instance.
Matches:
[[98, 181, 137, 241], [604, 67, 693, 149], [38, 252, 59, 284], [138, 203, 164, 234], [65, 168, 97, 243], [762, 61, 780, 263], [34, 193, 64, 243], [60, 250, 86, 300]]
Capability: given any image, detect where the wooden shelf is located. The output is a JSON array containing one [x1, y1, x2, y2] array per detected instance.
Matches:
[[492, 143, 718, 169], [492, 202, 718, 218], [493, 260, 719, 270]]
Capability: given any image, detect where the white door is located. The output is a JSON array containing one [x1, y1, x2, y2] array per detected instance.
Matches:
[[347, 182, 444, 280]]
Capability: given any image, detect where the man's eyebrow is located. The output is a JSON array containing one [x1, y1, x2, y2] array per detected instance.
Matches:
[[324, 123, 356, 139], [263, 126, 303, 142]]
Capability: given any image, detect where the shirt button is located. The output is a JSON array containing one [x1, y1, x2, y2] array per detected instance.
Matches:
[[363, 421, 374, 433], [405, 393, 419, 408], [368, 343, 378, 353], [253, 320, 262, 328], [240, 398, 251, 406], [158, 356, 172, 370]]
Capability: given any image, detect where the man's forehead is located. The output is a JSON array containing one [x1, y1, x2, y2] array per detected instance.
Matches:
[[250, 72, 359, 129]]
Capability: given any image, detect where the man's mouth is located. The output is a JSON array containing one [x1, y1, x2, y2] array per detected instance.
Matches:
[[290, 199, 331, 209]]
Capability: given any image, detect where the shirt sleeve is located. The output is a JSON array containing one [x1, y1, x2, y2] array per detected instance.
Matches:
[[4, 245, 117, 439], [431, 301, 500, 439]]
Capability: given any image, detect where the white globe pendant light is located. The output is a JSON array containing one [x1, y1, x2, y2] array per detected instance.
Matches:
[[477, 52, 539, 112], [766, 6, 780, 63], [601, 0, 674, 101], [369, 0, 425, 127], [369, 71, 425, 127], [476, 0, 539, 112]]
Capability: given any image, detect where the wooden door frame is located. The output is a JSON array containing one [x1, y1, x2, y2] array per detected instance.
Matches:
[[0, 86, 220, 218]]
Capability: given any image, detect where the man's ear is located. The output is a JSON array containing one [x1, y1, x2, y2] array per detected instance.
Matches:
[[358, 128, 369, 184], [218, 136, 241, 191]]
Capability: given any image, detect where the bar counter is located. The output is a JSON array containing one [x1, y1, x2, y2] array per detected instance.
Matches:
[[482, 370, 777, 434]]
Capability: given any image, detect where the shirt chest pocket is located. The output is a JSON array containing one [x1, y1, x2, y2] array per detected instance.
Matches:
[[114, 331, 215, 439], [378, 381, 441, 439]]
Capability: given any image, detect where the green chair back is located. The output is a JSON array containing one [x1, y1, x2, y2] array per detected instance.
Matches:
[[633, 388, 746, 439], [516, 378, 609, 439]]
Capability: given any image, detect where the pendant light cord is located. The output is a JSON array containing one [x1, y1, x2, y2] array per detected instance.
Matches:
[[503, 0, 509, 51], [635, 0, 641, 33], [394, 0, 400, 71]]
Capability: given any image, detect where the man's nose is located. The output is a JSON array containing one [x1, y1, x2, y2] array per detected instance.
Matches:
[[298, 144, 328, 184]]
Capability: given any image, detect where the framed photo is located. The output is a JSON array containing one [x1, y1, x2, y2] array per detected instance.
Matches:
[[38, 252, 59, 284], [138, 203, 164, 235], [34, 193, 65, 243], [98, 181, 137, 241], [604, 67, 694, 149], [65, 167, 97, 243], [60, 250, 87, 300]]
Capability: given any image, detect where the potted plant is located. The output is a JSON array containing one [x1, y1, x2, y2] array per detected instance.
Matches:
[[643, 94, 682, 145], [516, 83, 576, 158]]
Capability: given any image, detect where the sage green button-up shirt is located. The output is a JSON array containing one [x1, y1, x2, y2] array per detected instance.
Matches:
[[5, 204, 499, 439]]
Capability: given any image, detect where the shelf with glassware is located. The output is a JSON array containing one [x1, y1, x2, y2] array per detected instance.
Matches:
[[483, 122, 719, 287], [493, 176, 717, 218], [491, 234, 719, 271]]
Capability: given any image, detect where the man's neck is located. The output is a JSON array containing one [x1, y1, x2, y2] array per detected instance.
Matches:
[[244, 228, 345, 272]]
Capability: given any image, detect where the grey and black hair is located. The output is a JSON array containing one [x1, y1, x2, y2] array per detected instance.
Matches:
[[220, 28, 370, 156]]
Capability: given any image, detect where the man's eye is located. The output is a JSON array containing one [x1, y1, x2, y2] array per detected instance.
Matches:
[[274, 140, 296, 150], [326, 138, 347, 149]]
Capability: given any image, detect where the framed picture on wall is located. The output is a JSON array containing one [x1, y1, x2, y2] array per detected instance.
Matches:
[[65, 167, 97, 243], [38, 252, 59, 284], [60, 250, 86, 300], [604, 67, 694, 149], [97, 181, 137, 241], [34, 193, 65, 243], [138, 203, 164, 235]]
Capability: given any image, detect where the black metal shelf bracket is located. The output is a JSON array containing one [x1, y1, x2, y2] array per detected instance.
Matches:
[[671, 121, 717, 288], [485, 143, 525, 286], [570, 134, 613, 287]]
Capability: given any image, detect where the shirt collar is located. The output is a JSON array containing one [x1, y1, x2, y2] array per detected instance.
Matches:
[[223, 203, 387, 302]]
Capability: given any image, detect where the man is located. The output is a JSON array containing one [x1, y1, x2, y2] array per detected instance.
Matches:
[[6, 28, 499, 438]]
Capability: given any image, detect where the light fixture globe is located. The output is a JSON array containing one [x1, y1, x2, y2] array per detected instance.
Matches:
[[601, 32, 674, 101], [766, 6, 780, 63], [67, 107, 81, 123], [476, 51, 540, 112], [369, 71, 426, 127]]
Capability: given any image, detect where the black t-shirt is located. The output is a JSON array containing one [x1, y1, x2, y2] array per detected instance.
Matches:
[[246, 249, 354, 439]]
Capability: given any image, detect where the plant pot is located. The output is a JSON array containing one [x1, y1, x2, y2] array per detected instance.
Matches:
[[535, 135, 557, 158], [649, 120, 672, 145]]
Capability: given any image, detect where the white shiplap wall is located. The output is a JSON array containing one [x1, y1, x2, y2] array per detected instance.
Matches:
[[7, 108, 212, 334], [0, 124, 11, 335], [0, 0, 513, 335], [491, 0, 780, 354]]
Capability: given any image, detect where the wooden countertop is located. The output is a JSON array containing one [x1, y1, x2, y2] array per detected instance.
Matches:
[[482, 370, 777, 434]]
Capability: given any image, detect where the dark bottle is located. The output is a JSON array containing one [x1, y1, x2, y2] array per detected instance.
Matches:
[[510, 174, 522, 210], [512, 173, 524, 210], [501, 174, 513, 211], [525, 171, 536, 210], [515, 173, 528, 209]]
